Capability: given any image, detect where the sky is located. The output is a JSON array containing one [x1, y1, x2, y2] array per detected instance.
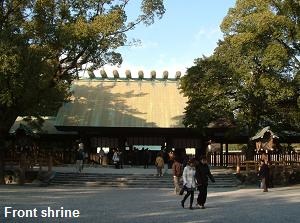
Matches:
[[87, 0, 237, 79]]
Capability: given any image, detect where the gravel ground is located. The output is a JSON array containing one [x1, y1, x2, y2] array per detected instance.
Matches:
[[0, 185, 300, 223]]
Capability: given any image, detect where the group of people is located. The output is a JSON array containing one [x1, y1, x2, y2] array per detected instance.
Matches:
[[174, 157, 272, 210], [171, 156, 215, 210]]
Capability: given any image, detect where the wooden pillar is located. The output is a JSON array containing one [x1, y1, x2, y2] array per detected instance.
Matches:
[[220, 143, 223, 167], [118, 137, 126, 151], [118, 137, 126, 166], [0, 135, 5, 185], [213, 152, 217, 166], [246, 162, 249, 174], [225, 143, 229, 167], [195, 139, 204, 159], [48, 152, 53, 172], [165, 137, 173, 151], [236, 155, 240, 173], [19, 152, 27, 185], [254, 161, 258, 172]]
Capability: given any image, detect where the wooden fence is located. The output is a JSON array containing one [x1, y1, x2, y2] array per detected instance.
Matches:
[[209, 152, 300, 167]]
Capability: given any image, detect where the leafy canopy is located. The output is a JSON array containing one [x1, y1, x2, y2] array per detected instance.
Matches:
[[180, 0, 300, 135], [0, 0, 165, 131]]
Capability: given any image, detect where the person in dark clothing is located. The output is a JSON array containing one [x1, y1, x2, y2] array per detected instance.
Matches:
[[195, 157, 215, 209], [182, 151, 189, 168], [75, 147, 84, 173], [119, 149, 124, 169], [143, 148, 150, 169], [267, 161, 274, 188], [163, 149, 169, 174], [258, 159, 269, 192]]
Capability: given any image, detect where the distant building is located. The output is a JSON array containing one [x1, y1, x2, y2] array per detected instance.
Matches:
[[54, 77, 204, 150]]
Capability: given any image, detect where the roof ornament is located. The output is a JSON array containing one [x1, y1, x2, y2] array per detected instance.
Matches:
[[150, 70, 156, 80], [125, 70, 131, 79], [100, 70, 107, 79], [163, 71, 168, 79], [113, 70, 119, 79], [88, 70, 95, 79], [175, 71, 181, 80], [138, 70, 144, 79]]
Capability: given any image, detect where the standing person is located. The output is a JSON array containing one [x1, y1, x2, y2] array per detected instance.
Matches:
[[155, 152, 164, 177], [168, 150, 175, 169], [181, 159, 196, 210], [172, 156, 183, 195], [119, 149, 124, 169], [258, 159, 269, 192], [267, 161, 274, 188], [112, 149, 120, 169], [162, 148, 169, 174], [143, 149, 150, 169], [99, 148, 105, 165], [128, 148, 134, 166], [75, 147, 84, 173], [78, 141, 85, 171], [195, 156, 215, 209]]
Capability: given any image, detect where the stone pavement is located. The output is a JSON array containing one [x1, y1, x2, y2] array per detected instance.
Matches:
[[0, 182, 300, 223]]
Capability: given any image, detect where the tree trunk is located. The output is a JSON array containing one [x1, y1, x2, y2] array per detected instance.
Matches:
[[0, 109, 18, 184], [0, 138, 5, 185], [246, 140, 256, 161], [245, 123, 259, 161]]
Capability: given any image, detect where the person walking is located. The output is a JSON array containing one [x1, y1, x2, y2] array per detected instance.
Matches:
[[195, 156, 215, 209], [181, 159, 196, 210], [172, 156, 183, 195], [155, 152, 164, 177], [258, 159, 269, 192]]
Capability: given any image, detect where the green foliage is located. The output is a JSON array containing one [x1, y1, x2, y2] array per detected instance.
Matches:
[[0, 0, 165, 132], [180, 0, 300, 135], [180, 57, 237, 129]]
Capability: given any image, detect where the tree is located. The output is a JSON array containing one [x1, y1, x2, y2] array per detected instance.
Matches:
[[0, 0, 165, 184], [180, 57, 238, 130], [180, 0, 300, 140]]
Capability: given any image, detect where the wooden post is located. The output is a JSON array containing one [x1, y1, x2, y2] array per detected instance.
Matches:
[[48, 152, 53, 172], [254, 161, 258, 172], [246, 162, 249, 174], [236, 155, 240, 174], [220, 143, 223, 167], [19, 152, 27, 185], [0, 137, 5, 185], [213, 152, 217, 166], [225, 143, 229, 167]]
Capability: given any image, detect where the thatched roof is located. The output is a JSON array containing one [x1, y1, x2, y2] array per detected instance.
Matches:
[[207, 118, 236, 128], [250, 126, 279, 141], [55, 79, 187, 128], [10, 117, 76, 135]]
